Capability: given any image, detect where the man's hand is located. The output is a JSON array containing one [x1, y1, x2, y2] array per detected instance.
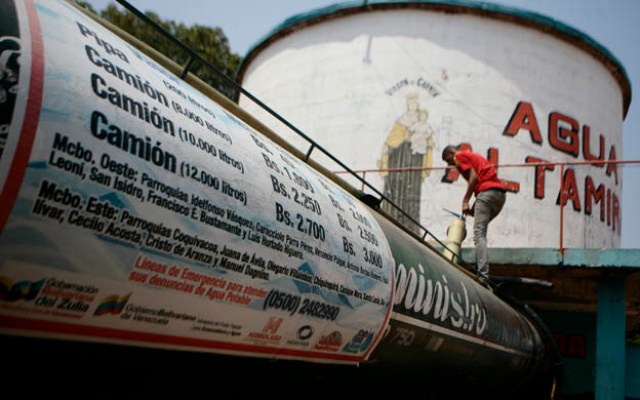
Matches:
[[462, 199, 471, 215], [462, 200, 476, 217]]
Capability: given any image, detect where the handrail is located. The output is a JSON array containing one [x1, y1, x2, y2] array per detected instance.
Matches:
[[337, 159, 639, 252]]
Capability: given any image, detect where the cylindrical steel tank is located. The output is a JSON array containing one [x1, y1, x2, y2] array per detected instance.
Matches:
[[237, 0, 631, 249], [0, 0, 558, 398]]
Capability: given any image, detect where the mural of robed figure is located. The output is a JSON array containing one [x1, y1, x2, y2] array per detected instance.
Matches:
[[378, 93, 435, 233]]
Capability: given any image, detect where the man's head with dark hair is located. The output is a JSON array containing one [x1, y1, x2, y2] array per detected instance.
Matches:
[[442, 144, 459, 165]]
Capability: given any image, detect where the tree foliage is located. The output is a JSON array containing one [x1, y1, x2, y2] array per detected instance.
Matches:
[[75, 1, 242, 100]]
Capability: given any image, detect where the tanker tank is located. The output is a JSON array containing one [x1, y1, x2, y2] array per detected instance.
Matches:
[[0, 1, 560, 398]]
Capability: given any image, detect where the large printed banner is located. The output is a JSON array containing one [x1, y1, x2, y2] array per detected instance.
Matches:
[[0, 0, 394, 364]]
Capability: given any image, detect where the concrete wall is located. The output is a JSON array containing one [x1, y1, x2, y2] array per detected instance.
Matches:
[[239, 7, 624, 249]]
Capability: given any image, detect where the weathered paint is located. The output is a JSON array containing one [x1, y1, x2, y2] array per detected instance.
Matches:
[[460, 247, 640, 268], [596, 277, 627, 399], [238, 1, 629, 249]]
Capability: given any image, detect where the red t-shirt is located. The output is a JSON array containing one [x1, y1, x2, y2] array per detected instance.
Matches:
[[454, 151, 506, 195]]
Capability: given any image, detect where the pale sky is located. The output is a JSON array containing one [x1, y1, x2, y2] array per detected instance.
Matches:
[[82, 0, 640, 248]]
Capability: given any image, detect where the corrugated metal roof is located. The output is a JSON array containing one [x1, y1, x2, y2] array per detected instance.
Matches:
[[237, 0, 631, 118]]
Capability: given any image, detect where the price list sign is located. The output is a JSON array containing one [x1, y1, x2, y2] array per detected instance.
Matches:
[[0, 0, 394, 364]]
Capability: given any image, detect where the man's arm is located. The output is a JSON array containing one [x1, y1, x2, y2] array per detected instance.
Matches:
[[462, 168, 478, 215]]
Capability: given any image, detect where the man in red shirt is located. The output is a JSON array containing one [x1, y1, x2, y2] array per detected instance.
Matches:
[[442, 145, 506, 281]]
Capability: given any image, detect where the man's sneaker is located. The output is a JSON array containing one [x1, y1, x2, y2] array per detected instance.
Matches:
[[476, 273, 491, 287]]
